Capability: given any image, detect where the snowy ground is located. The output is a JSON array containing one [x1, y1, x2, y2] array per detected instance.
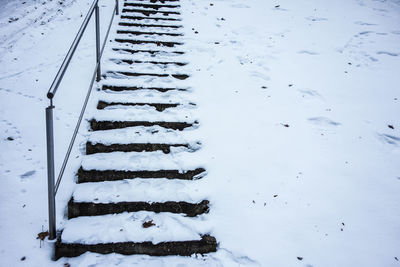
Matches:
[[0, 0, 400, 266]]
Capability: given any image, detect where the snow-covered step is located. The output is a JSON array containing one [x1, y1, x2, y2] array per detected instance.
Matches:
[[114, 31, 184, 42], [69, 178, 209, 217], [89, 103, 195, 120], [86, 125, 200, 154], [87, 126, 198, 145], [71, 178, 206, 204], [120, 15, 182, 22], [100, 75, 190, 89], [121, 8, 181, 17], [105, 71, 189, 81], [119, 17, 182, 27], [108, 58, 188, 67], [123, 2, 180, 10], [109, 48, 186, 62], [118, 22, 182, 29], [114, 37, 183, 48], [103, 60, 189, 75], [81, 150, 203, 172], [97, 87, 192, 101], [116, 29, 183, 37], [55, 212, 216, 259]]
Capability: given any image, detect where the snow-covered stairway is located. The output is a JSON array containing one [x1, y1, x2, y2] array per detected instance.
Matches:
[[54, 0, 217, 260]]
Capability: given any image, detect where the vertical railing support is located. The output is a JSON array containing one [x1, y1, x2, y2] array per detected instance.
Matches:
[[95, 0, 101, 82], [115, 0, 119, 15], [46, 105, 56, 240]]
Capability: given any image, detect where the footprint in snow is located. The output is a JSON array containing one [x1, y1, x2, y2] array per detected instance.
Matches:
[[308, 117, 341, 126], [354, 21, 377, 26], [298, 50, 319, 55], [378, 134, 400, 146], [376, 51, 399, 57], [298, 89, 323, 100], [305, 16, 328, 22], [20, 170, 36, 180]]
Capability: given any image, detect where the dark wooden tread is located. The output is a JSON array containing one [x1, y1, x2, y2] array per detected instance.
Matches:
[[112, 48, 184, 55], [89, 120, 195, 131], [121, 15, 181, 21], [86, 141, 193, 154], [118, 22, 182, 28], [111, 59, 187, 66], [106, 71, 189, 80], [68, 198, 210, 218], [116, 30, 183, 36], [102, 85, 187, 92], [123, 3, 180, 9], [114, 38, 182, 47], [55, 235, 217, 260], [77, 167, 206, 183], [122, 8, 180, 16], [97, 100, 180, 111]]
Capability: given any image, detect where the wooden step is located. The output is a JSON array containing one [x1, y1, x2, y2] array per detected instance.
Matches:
[[118, 22, 182, 28], [106, 71, 189, 80], [77, 167, 206, 183], [55, 235, 216, 260], [114, 38, 182, 47], [110, 59, 187, 66], [121, 15, 181, 21], [122, 8, 180, 16], [123, 3, 180, 9], [97, 100, 180, 111], [116, 29, 183, 36], [102, 85, 187, 92], [89, 120, 195, 131], [86, 142, 192, 154], [68, 198, 210, 218]]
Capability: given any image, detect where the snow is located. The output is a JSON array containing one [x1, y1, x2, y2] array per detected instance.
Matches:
[[72, 178, 207, 203], [87, 126, 200, 145], [61, 211, 208, 244], [1, 0, 400, 266]]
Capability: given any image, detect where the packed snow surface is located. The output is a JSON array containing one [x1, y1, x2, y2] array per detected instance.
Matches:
[[0, 0, 399, 266]]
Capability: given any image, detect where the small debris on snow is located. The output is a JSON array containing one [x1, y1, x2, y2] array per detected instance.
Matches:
[[388, 125, 394, 129], [142, 220, 156, 228], [297, 257, 303, 260], [6, 137, 14, 141], [20, 256, 26, 261], [282, 124, 289, 127], [273, 195, 278, 198], [36, 231, 49, 241]]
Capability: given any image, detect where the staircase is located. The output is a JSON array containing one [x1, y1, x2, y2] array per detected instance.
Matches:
[[55, 0, 217, 260]]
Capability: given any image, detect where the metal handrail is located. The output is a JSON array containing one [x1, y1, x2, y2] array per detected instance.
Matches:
[[45, 0, 119, 241]]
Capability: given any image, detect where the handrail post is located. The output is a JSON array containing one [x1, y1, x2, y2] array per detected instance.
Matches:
[[46, 105, 56, 240], [95, 0, 101, 82], [116, 0, 119, 15]]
